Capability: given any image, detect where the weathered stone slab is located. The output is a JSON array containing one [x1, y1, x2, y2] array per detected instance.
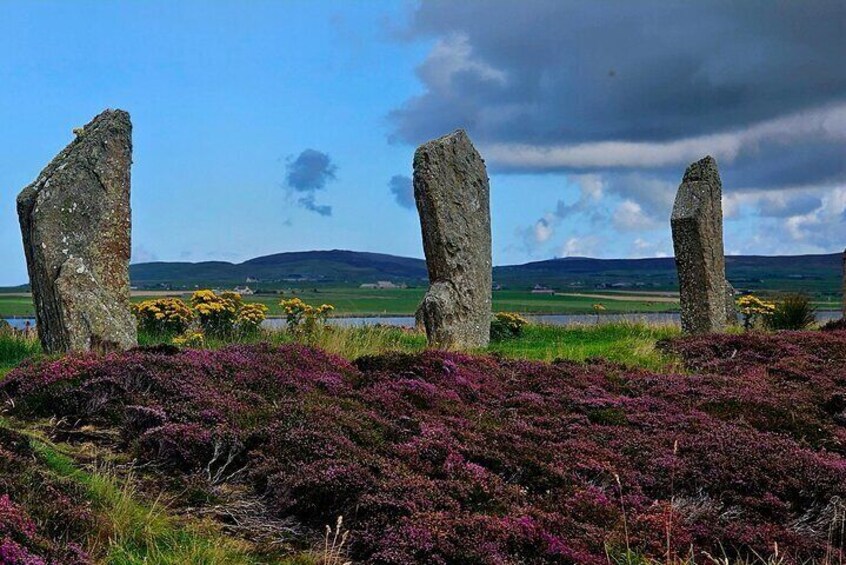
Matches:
[[842, 248, 845, 318], [671, 156, 727, 334], [17, 109, 136, 353], [413, 129, 492, 349], [725, 280, 738, 325]]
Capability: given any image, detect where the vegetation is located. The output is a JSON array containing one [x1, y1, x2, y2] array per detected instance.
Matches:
[[821, 317, 846, 332], [280, 297, 334, 335], [0, 421, 275, 564], [487, 322, 679, 370], [490, 312, 530, 341], [0, 288, 685, 319], [133, 297, 194, 335], [0, 325, 40, 377], [766, 293, 817, 331], [736, 294, 776, 330], [190, 290, 245, 337], [2, 312, 845, 563], [3, 330, 846, 562]]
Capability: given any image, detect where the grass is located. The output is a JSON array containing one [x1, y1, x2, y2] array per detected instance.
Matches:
[[0, 326, 41, 377], [214, 288, 682, 316], [487, 322, 681, 370], [136, 321, 680, 371], [0, 295, 37, 317], [6, 321, 681, 374]]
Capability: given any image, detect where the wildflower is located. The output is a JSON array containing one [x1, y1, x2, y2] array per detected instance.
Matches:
[[191, 290, 240, 337], [171, 329, 205, 348], [235, 303, 268, 335], [490, 312, 529, 341], [133, 297, 193, 335], [736, 294, 775, 330], [280, 298, 335, 336]]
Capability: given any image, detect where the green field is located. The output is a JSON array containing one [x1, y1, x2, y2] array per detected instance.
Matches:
[[0, 296, 38, 317], [0, 288, 682, 318]]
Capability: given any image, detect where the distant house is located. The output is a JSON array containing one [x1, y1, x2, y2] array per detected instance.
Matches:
[[531, 284, 555, 295], [360, 281, 407, 289], [246, 277, 259, 283], [233, 285, 255, 295]]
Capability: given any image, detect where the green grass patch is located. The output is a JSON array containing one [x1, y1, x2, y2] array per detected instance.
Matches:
[[0, 327, 41, 377], [139, 321, 679, 371], [486, 322, 681, 371], [242, 288, 680, 316], [0, 295, 37, 317]]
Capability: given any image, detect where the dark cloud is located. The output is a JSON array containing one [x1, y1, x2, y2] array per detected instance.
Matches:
[[389, 174, 415, 209], [756, 194, 823, 218], [392, 0, 846, 146], [285, 149, 337, 216], [722, 140, 846, 191]]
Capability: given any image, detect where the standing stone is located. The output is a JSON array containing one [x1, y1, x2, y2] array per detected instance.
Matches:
[[414, 130, 492, 349], [725, 280, 738, 325], [842, 248, 846, 318], [671, 156, 727, 334], [17, 109, 136, 353]]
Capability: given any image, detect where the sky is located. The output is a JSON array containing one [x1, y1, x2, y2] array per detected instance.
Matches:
[[0, 0, 844, 286]]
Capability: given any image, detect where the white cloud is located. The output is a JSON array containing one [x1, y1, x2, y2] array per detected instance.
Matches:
[[532, 215, 554, 243], [631, 237, 671, 258], [560, 235, 602, 258], [782, 186, 846, 245], [418, 33, 507, 95], [612, 200, 660, 231]]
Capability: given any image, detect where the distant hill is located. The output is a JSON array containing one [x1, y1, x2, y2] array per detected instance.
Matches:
[[127, 249, 843, 297], [494, 253, 842, 296], [130, 250, 428, 287]]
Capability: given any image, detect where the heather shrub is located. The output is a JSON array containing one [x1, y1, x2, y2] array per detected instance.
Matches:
[[0, 429, 93, 564], [821, 317, 846, 331], [766, 293, 816, 330], [3, 333, 846, 562], [132, 297, 193, 335], [490, 312, 528, 341]]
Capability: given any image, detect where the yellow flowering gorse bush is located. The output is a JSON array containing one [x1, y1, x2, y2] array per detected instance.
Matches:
[[736, 294, 776, 330], [235, 303, 269, 334], [280, 298, 335, 335], [171, 329, 205, 348], [133, 298, 194, 334], [490, 312, 529, 341], [191, 290, 242, 336]]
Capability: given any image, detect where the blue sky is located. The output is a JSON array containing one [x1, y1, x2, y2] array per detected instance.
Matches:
[[1, 1, 844, 286]]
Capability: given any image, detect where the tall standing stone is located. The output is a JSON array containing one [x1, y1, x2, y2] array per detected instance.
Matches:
[[414, 130, 492, 349], [671, 156, 727, 334], [17, 109, 136, 353]]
